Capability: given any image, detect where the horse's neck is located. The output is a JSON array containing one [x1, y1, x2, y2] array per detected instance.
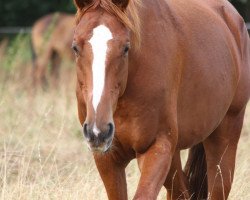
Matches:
[[128, 0, 179, 81], [119, 0, 182, 112]]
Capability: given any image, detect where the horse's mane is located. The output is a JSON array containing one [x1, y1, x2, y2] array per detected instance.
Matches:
[[75, 0, 141, 50]]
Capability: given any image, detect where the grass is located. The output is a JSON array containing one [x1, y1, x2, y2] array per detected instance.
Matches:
[[0, 35, 250, 200]]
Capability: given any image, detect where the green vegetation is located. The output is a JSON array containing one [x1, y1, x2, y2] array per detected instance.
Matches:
[[0, 0, 249, 27], [0, 0, 75, 26], [230, 0, 250, 21], [1, 34, 31, 71]]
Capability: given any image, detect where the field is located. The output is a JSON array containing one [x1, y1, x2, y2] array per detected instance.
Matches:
[[0, 34, 250, 200]]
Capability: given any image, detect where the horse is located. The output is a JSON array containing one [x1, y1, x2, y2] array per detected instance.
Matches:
[[31, 12, 75, 87], [73, 0, 250, 199]]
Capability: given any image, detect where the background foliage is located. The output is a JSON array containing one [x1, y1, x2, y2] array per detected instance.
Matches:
[[0, 0, 75, 26], [0, 0, 250, 27], [231, 0, 250, 21]]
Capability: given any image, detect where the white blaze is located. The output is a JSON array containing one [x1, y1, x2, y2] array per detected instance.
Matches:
[[89, 25, 113, 113], [93, 123, 101, 136]]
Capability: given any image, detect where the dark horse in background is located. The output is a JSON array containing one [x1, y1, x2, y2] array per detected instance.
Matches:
[[31, 13, 74, 87], [73, 0, 250, 199]]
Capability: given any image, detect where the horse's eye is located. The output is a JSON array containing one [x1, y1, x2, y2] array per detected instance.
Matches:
[[72, 43, 80, 57], [123, 44, 130, 56]]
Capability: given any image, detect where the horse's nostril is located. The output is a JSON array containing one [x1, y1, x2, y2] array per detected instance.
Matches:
[[83, 123, 96, 142], [83, 122, 114, 146], [107, 123, 114, 138], [99, 123, 114, 142], [83, 123, 89, 139]]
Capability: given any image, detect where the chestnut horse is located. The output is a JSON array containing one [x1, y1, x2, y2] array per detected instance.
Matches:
[[73, 0, 250, 199], [31, 12, 74, 87]]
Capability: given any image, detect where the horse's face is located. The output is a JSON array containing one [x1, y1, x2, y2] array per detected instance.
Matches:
[[73, 8, 130, 152]]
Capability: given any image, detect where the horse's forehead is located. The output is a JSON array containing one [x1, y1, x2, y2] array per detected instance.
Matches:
[[74, 13, 99, 40], [75, 10, 128, 41], [89, 25, 113, 45]]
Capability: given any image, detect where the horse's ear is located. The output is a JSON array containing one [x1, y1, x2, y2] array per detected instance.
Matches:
[[112, 0, 129, 9], [74, 0, 93, 9]]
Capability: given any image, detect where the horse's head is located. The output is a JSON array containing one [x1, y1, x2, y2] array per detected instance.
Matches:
[[73, 0, 138, 152]]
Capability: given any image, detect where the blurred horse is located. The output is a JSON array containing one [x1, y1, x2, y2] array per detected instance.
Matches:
[[73, 0, 250, 199], [31, 12, 74, 87]]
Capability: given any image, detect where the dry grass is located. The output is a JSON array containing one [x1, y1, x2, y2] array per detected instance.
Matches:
[[0, 36, 250, 200]]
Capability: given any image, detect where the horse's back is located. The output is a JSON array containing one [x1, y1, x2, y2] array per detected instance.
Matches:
[[51, 14, 75, 57], [178, 0, 250, 148], [140, 0, 250, 148], [32, 14, 55, 55], [31, 13, 74, 56]]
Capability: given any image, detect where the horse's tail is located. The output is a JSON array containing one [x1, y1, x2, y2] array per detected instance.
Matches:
[[184, 143, 208, 200]]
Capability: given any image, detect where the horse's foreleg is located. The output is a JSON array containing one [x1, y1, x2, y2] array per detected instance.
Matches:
[[134, 134, 175, 200], [94, 152, 129, 200], [34, 57, 48, 87], [164, 151, 189, 200], [33, 47, 52, 88], [51, 51, 61, 87]]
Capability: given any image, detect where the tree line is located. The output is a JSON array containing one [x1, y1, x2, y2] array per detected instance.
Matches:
[[0, 0, 249, 27], [0, 0, 75, 26], [231, 0, 250, 21]]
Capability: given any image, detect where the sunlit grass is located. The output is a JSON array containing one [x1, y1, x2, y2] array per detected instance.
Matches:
[[0, 35, 249, 200]]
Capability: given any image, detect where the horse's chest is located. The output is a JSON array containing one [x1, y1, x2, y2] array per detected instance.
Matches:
[[115, 114, 159, 154]]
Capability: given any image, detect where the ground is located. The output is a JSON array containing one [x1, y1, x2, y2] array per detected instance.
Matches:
[[0, 35, 249, 200]]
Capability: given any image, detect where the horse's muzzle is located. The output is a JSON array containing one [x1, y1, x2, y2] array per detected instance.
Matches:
[[83, 122, 114, 153]]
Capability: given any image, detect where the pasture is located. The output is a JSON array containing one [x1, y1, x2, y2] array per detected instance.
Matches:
[[0, 34, 250, 200]]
